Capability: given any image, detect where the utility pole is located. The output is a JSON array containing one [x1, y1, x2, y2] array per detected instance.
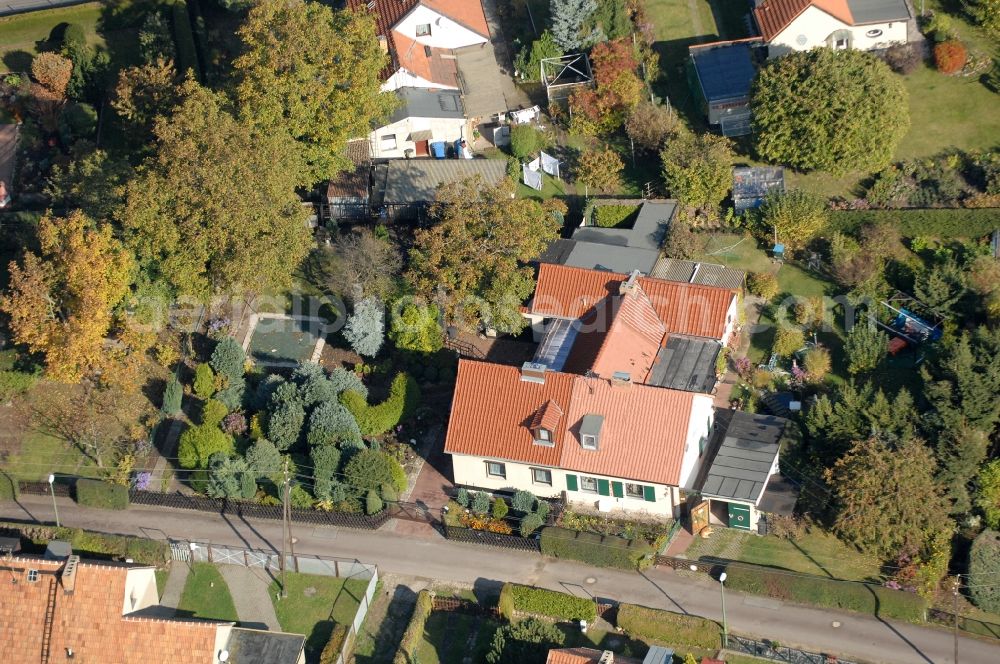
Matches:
[[279, 457, 290, 599], [953, 577, 960, 664]]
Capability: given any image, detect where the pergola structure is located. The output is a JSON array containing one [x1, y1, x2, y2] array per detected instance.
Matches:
[[540, 53, 594, 104]]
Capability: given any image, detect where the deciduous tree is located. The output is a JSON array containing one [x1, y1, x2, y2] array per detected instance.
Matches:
[[751, 49, 909, 174], [328, 228, 402, 303], [233, 0, 396, 183], [758, 189, 828, 250], [31, 52, 72, 100], [626, 100, 678, 152], [967, 0, 1000, 38], [119, 80, 310, 299], [1, 211, 132, 383], [569, 38, 642, 134], [575, 148, 624, 193], [178, 424, 235, 469], [407, 177, 563, 333], [660, 131, 734, 215], [389, 300, 443, 353], [976, 461, 1000, 529], [112, 57, 178, 139]]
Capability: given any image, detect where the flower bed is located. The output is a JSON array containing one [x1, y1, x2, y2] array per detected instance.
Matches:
[[556, 508, 673, 549]]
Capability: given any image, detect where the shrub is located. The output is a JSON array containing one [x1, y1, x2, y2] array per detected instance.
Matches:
[[59, 103, 97, 143], [747, 272, 779, 300], [161, 377, 182, 414], [392, 590, 433, 664], [827, 209, 1000, 238], [365, 490, 383, 515], [388, 301, 443, 353], [307, 401, 362, 447], [0, 370, 37, 401], [977, 461, 1000, 529], [456, 487, 470, 507], [0, 472, 19, 500], [344, 449, 401, 493], [499, 583, 597, 621], [268, 400, 305, 450], [539, 526, 654, 570], [773, 326, 805, 358], [662, 220, 700, 259], [210, 336, 245, 381], [221, 411, 247, 436], [214, 377, 245, 411], [193, 363, 215, 399], [178, 424, 235, 469], [201, 398, 228, 426], [318, 624, 348, 664], [485, 617, 565, 663], [885, 43, 922, 74], [513, 29, 562, 82], [340, 372, 419, 436], [344, 296, 385, 357], [246, 439, 282, 477], [509, 124, 541, 159], [724, 567, 927, 621], [592, 204, 639, 228], [969, 530, 1000, 612], [76, 479, 129, 510], [802, 347, 831, 381], [520, 512, 544, 538], [934, 40, 967, 74], [511, 489, 536, 513], [471, 491, 490, 515], [617, 603, 720, 649], [492, 497, 509, 520]]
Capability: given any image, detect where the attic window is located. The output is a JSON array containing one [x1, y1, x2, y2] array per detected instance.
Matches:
[[416, 23, 431, 37], [579, 414, 605, 451], [582, 434, 597, 450], [534, 427, 553, 446], [26, 569, 39, 583]]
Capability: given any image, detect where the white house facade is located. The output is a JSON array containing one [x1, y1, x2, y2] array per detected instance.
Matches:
[[370, 87, 467, 159], [394, 5, 488, 49], [754, 0, 910, 58]]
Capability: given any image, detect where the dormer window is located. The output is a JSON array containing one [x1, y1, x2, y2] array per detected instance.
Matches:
[[534, 427, 553, 446], [581, 434, 597, 450], [579, 414, 604, 451], [530, 400, 562, 446]]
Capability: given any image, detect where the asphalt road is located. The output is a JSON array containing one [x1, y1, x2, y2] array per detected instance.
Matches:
[[0, 0, 88, 17], [3, 495, 996, 664]]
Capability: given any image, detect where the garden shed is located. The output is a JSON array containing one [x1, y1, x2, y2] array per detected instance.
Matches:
[[732, 166, 785, 213], [374, 158, 507, 221], [688, 41, 758, 136]]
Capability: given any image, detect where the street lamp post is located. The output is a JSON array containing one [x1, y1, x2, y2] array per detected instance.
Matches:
[[719, 571, 728, 648], [48, 474, 60, 528]]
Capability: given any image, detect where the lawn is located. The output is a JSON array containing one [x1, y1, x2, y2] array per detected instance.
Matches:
[[269, 573, 369, 661], [177, 563, 239, 622], [155, 569, 169, 598], [685, 527, 883, 582], [417, 611, 501, 664], [0, 3, 105, 73], [3, 430, 97, 481], [692, 233, 774, 274]]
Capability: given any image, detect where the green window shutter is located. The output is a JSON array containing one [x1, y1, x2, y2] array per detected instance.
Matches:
[[643, 485, 656, 502], [597, 479, 610, 496], [611, 481, 624, 498], [566, 474, 578, 491]]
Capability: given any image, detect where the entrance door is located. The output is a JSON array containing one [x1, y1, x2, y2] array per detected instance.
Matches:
[[691, 500, 710, 534], [414, 140, 429, 157], [728, 503, 751, 530]]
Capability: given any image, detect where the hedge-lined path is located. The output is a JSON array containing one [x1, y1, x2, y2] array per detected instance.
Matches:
[[2, 494, 993, 664], [216, 564, 281, 631]]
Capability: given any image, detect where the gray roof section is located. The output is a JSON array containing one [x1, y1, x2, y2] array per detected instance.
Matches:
[[650, 257, 746, 289], [226, 628, 305, 664], [699, 411, 787, 505], [389, 87, 465, 123], [573, 201, 675, 251], [690, 42, 756, 103], [846, 0, 910, 23], [384, 158, 507, 204], [647, 336, 720, 393], [757, 473, 800, 516], [580, 414, 605, 437], [564, 243, 660, 274]]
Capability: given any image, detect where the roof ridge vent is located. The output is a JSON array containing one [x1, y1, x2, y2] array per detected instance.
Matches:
[[61, 555, 79, 595]]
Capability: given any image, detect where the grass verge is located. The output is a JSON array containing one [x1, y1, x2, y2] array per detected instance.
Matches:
[[269, 572, 368, 661], [177, 562, 238, 622]]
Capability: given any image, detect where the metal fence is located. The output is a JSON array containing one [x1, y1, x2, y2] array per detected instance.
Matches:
[[170, 540, 378, 664], [442, 524, 541, 552], [728, 635, 858, 664]]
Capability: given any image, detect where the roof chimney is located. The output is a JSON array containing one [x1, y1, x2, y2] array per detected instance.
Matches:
[[377, 35, 389, 54], [521, 362, 547, 384], [619, 269, 641, 296], [599, 652, 615, 664], [61, 555, 79, 595], [611, 371, 631, 388]]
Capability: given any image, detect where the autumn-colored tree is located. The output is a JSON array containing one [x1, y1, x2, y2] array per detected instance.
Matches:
[[233, 0, 396, 183], [31, 52, 72, 100], [934, 41, 967, 74], [118, 80, 310, 299], [569, 38, 642, 134], [1, 211, 133, 383], [660, 131, 734, 215], [408, 176, 564, 333], [112, 57, 179, 138], [575, 148, 624, 193]]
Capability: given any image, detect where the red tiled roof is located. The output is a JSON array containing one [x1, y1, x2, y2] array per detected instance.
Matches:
[[424, 0, 490, 37], [546, 648, 604, 664], [445, 360, 698, 485], [753, 0, 854, 41], [392, 30, 459, 87], [530, 399, 564, 432], [0, 558, 220, 664], [531, 264, 736, 341], [589, 283, 665, 380]]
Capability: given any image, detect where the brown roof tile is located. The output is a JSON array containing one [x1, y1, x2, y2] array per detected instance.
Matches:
[[546, 648, 604, 664], [530, 399, 564, 432], [753, 0, 854, 41], [589, 284, 665, 380], [0, 558, 221, 664]]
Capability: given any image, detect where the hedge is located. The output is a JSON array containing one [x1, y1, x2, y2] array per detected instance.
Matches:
[[0, 472, 18, 501], [75, 479, 129, 510], [341, 372, 419, 436], [0, 522, 169, 565], [170, 1, 201, 81], [393, 589, 433, 664], [539, 526, 654, 570], [724, 567, 927, 622], [593, 204, 640, 228], [616, 603, 720, 649], [828, 208, 1000, 238], [969, 530, 1000, 613], [498, 583, 597, 622], [318, 623, 349, 664]]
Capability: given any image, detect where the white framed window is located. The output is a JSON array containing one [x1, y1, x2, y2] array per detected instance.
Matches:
[[534, 428, 553, 446], [486, 461, 506, 479], [835, 38, 849, 50], [416, 23, 431, 37], [27, 569, 39, 582], [580, 476, 598, 493], [625, 483, 643, 498], [380, 134, 397, 151], [531, 468, 552, 486], [581, 434, 597, 450]]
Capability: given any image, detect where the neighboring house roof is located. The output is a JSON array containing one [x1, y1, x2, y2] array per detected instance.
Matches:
[[226, 628, 306, 664], [327, 168, 370, 200], [558, 200, 675, 274], [690, 42, 757, 103], [649, 257, 746, 290], [647, 336, 722, 393], [389, 87, 465, 123], [423, 0, 490, 36], [383, 158, 507, 203], [392, 31, 460, 87], [531, 263, 737, 340], [846, 0, 910, 23], [698, 411, 787, 505], [546, 648, 642, 664], [753, 0, 854, 40], [0, 558, 220, 663], [564, 243, 660, 275], [445, 360, 700, 485]]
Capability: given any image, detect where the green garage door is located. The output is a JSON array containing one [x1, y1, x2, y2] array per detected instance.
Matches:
[[728, 503, 751, 530]]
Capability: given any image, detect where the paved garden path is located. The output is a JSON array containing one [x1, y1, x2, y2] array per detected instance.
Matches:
[[217, 565, 281, 631], [159, 563, 190, 613]]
